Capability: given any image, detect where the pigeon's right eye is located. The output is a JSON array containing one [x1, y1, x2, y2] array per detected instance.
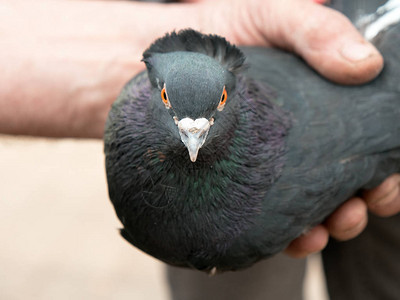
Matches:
[[161, 85, 171, 109]]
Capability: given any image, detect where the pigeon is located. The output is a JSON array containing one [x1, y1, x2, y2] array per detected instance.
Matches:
[[104, 3, 400, 272]]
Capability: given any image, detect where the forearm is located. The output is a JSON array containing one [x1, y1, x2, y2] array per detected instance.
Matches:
[[0, 0, 203, 138]]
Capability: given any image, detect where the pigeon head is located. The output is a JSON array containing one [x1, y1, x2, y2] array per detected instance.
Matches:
[[142, 30, 245, 162]]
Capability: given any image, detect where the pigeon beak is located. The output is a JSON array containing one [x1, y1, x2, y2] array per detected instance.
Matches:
[[177, 117, 213, 162]]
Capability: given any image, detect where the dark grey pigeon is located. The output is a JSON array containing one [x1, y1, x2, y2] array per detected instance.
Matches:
[[104, 1, 400, 272]]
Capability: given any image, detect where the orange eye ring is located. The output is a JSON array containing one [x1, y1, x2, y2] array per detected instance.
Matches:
[[217, 86, 227, 111], [161, 85, 171, 109]]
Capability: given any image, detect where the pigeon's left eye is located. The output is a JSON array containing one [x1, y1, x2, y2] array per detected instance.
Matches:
[[217, 86, 227, 111], [161, 84, 171, 109]]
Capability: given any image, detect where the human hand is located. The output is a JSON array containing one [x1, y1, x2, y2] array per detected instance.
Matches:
[[285, 174, 400, 258], [188, 0, 383, 84]]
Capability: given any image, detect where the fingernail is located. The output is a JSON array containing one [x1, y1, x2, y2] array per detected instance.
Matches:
[[340, 41, 377, 62]]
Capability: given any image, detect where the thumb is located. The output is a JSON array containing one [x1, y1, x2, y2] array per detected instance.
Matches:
[[276, 1, 383, 84]]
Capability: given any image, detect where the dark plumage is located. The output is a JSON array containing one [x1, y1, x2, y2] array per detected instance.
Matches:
[[104, 4, 400, 272]]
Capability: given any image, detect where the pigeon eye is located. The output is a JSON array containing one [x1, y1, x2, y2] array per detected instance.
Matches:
[[217, 86, 227, 111], [161, 85, 171, 109]]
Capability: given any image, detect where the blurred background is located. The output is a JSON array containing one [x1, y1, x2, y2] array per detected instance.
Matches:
[[0, 135, 328, 299]]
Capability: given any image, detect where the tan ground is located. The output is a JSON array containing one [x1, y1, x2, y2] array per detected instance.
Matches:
[[0, 135, 327, 299]]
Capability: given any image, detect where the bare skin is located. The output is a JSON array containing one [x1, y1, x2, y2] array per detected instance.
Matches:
[[0, 0, 399, 257]]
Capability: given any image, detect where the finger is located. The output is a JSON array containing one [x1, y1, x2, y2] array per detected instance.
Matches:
[[273, 0, 383, 84], [284, 225, 329, 258], [363, 174, 400, 217], [324, 197, 368, 241]]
